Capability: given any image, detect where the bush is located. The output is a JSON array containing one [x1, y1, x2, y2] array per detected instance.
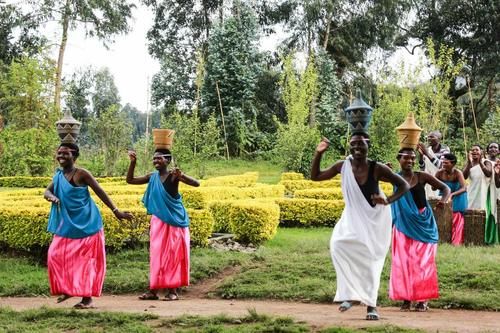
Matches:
[[294, 188, 343, 200], [277, 198, 344, 226], [188, 209, 214, 247], [201, 172, 259, 187], [279, 179, 341, 196], [229, 202, 280, 245], [0, 177, 51, 188], [280, 172, 304, 181]]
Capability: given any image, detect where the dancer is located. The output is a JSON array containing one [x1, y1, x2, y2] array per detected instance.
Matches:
[[44, 143, 133, 309], [463, 145, 498, 244], [127, 148, 200, 301], [435, 153, 468, 245], [390, 148, 450, 311], [311, 135, 409, 320]]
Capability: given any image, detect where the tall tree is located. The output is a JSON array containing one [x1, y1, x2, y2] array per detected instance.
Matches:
[[91, 68, 121, 118], [31, 0, 134, 111], [0, 2, 46, 65], [201, 1, 263, 156], [401, 0, 499, 114]]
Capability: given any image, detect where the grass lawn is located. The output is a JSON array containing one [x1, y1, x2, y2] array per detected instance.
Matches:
[[1, 228, 499, 310], [0, 307, 424, 332]]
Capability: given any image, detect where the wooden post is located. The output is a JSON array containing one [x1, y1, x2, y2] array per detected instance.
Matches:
[[215, 81, 230, 160]]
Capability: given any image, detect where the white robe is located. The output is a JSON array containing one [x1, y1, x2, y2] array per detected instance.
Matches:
[[467, 163, 490, 210], [330, 158, 392, 307], [423, 147, 440, 199]]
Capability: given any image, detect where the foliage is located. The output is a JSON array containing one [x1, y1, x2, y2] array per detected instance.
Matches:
[[315, 50, 345, 158], [161, 111, 220, 170], [480, 107, 500, 147], [0, 3, 46, 65], [0, 128, 58, 176], [0, 55, 56, 130], [87, 104, 133, 176], [201, 2, 263, 156], [275, 53, 320, 175], [277, 198, 343, 226], [229, 202, 280, 245]]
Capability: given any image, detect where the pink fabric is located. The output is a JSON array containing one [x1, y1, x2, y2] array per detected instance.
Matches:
[[451, 212, 464, 246], [149, 215, 190, 290], [389, 227, 439, 301], [48, 230, 106, 297]]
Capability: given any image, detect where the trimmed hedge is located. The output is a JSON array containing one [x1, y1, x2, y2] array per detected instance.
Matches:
[[0, 176, 128, 188], [294, 188, 344, 200], [201, 172, 259, 187], [229, 202, 280, 245], [280, 172, 304, 181], [279, 179, 341, 196], [188, 209, 214, 247], [277, 198, 344, 226]]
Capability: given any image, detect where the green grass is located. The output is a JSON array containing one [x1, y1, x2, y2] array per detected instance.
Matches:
[[0, 307, 423, 333], [1, 228, 499, 310]]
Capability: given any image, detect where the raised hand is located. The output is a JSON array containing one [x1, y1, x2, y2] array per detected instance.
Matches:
[[316, 137, 331, 154], [128, 150, 137, 162]]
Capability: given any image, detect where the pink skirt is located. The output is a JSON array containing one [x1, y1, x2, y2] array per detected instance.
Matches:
[[149, 215, 190, 290], [451, 212, 464, 246], [47, 230, 106, 297], [389, 227, 439, 301]]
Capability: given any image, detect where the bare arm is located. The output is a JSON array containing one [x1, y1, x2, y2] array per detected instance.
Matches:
[[421, 171, 451, 207], [495, 161, 500, 188], [82, 169, 133, 220], [126, 151, 152, 185], [480, 159, 492, 178], [376, 163, 410, 204], [463, 157, 472, 179], [311, 138, 343, 181], [454, 170, 468, 196], [171, 169, 200, 187], [43, 181, 59, 203]]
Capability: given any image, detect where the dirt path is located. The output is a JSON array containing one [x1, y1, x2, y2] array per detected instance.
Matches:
[[1, 296, 498, 333]]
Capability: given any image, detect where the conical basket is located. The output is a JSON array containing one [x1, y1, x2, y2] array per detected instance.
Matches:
[[396, 113, 422, 149], [153, 129, 175, 149], [55, 110, 81, 144], [344, 89, 373, 135]]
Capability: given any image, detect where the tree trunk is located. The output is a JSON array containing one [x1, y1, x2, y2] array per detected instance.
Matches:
[[323, 11, 333, 50], [54, 0, 71, 112]]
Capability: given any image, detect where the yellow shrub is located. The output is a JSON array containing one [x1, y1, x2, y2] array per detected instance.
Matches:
[[294, 188, 344, 200], [201, 172, 259, 187], [188, 209, 214, 247], [0, 177, 51, 188], [208, 201, 233, 233], [276, 198, 344, 226], [229, 202, 280, 245], [280, 172, 304, 181], [279, 179, 341, 196]]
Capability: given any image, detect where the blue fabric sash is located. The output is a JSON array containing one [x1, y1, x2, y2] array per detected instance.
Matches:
[[391, 186, 439, 244], [47, 169, 102, 238], [142, 171, 190, 228], [442, 181, 468, 213]]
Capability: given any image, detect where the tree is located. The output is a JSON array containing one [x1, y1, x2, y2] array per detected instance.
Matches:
[[0, 55, 56, 130], [63, 68, 93, 142], [91, 68, 121, 118], [32, 0, 135, 111], [201, 2, 263, 156], [0, 2, 46, 65], [88, 104, 133, 176], [260, 0, 412, 75]]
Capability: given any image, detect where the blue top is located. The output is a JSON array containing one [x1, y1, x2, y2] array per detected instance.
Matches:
[[392, 186, 439, 244], [142, 171, 190, 228], [442, 180, 468, 213], [47, 169, 103, 238]]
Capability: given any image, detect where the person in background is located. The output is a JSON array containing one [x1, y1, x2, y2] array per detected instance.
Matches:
[[435, 153, 468, 245], [417, 131, 450, 198], [389, 148, 450, 312], [44, 143, 133, 309], [127, 148, 200, 301], [311, 135, 409, 321], [463, 144, 498, 245]]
